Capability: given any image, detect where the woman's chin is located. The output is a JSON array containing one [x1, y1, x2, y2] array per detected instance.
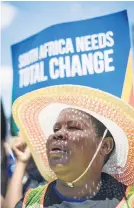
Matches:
[[48, 153, 70, 169]]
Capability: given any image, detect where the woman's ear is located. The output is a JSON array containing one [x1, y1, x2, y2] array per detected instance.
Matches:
[[100, 137, 114, 156]]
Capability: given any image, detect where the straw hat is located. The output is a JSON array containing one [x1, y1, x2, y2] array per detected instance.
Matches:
[[12, 85, 134, 186]]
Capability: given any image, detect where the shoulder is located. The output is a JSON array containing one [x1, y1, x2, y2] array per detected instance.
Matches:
[[102, 173, 134, 202], [16, 182, 55, 208], [102, 172, 126, 188], [24, 184, 49, 203], [101, 173, 127, 198]]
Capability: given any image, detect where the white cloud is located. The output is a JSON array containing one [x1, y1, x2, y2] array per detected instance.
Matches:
[[1, 2, 18, 29]]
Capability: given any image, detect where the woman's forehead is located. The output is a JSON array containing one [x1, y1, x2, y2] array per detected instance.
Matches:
[[57, 108, 90, 121]]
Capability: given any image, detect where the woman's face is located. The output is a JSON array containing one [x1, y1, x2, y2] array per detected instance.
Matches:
[[46, 108, 100, 181]]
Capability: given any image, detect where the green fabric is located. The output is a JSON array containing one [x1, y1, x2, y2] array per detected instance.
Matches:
[[126, 187, 134, 208], [127, 186, 134, 199], [24, 184, 48, 207], [120, 187, 134, 208]]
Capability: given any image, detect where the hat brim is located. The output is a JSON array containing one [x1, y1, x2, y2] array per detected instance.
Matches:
[[12, 85, 134, 185]]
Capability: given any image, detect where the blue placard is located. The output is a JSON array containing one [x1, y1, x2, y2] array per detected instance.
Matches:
[[11, 10, 131, 101], [11, 10, 132, 133]]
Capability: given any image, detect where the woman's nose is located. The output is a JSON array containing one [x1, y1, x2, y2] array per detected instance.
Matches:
[[54, 129, 67, 140]]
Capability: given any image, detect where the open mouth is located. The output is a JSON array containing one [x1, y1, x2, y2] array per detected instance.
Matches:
[[51, 147, 66, 153], [52, 147, 62, 151], [49, 143, 68, 157], [48, 143, 70, 164]]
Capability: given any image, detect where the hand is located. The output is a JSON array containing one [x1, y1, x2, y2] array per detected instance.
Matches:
[[10, 136, 31, 164]]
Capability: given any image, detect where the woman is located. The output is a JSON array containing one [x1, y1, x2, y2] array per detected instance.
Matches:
[[12, 85, 134, 208]]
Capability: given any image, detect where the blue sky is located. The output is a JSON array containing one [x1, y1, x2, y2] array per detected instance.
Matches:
[[1, 1, 134, 117]]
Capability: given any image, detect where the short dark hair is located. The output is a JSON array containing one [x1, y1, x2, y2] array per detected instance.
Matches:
[[77, 109, 115, 165], [89, 115, 115, 164]]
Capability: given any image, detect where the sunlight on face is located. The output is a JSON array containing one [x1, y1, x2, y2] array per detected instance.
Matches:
[[46, 108, 99, 181]]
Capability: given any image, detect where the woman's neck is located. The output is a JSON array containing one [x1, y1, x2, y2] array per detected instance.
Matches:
[[56, 172, 102, 200]]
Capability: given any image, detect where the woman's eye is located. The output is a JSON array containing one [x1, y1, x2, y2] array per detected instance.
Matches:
[[53, 127, 60, 132], [68, 126, 81, 130]]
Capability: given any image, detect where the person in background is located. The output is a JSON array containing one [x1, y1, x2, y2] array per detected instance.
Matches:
[[3, 136, 31, 208], [3, 136, 46, 208], [1, 101, 8, 208]]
